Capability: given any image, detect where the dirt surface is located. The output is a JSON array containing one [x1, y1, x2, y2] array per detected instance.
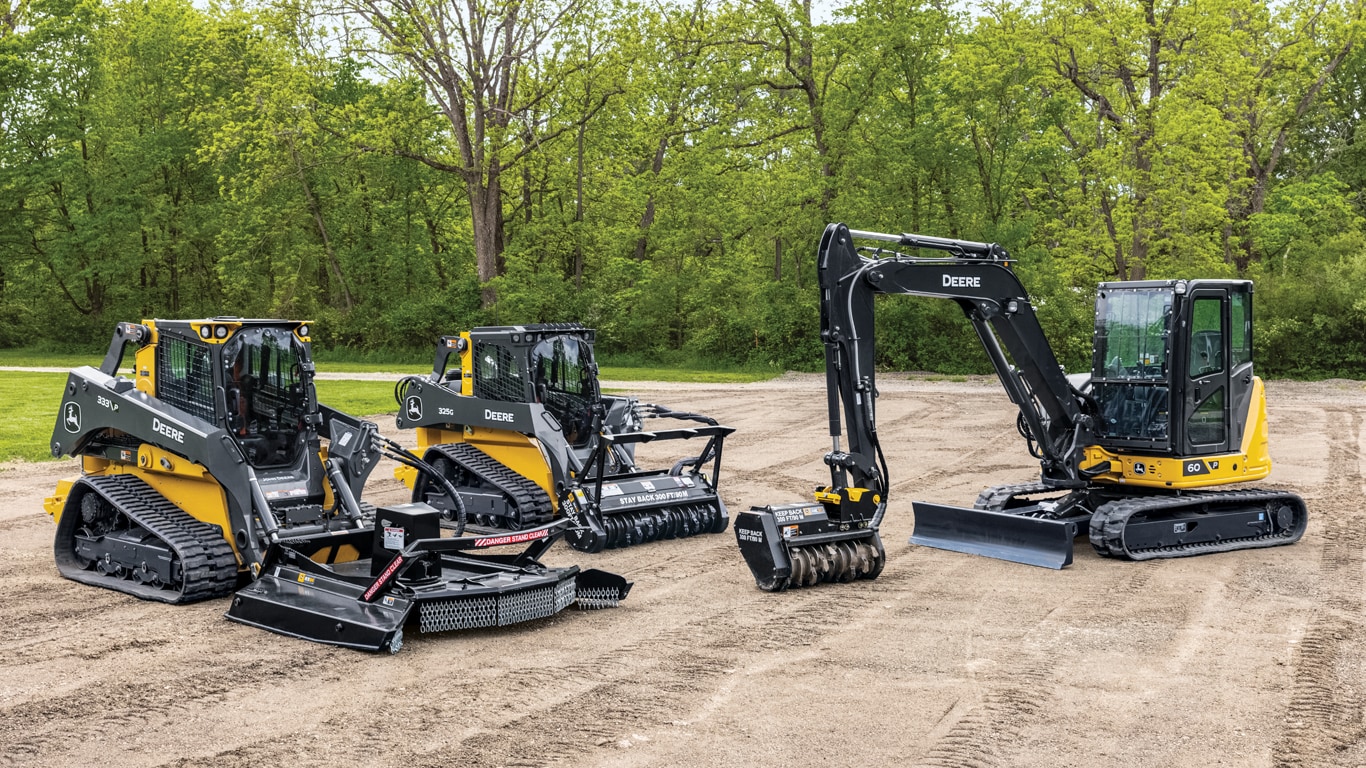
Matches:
[[2, 374, 1364, 767]]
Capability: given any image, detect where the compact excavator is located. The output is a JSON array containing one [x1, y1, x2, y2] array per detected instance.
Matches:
[[46, 318, 629, 652], [393, 324, 733, 553], [736, 224, 1307, 590]]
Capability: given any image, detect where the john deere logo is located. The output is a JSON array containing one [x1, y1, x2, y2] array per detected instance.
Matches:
[[63, 402, 82, 433], [405, 396, 422, 420]]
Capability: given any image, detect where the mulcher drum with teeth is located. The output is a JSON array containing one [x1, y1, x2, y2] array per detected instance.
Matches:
[[736, 501, 885, 592]]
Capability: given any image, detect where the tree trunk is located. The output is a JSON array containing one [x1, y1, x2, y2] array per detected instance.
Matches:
[[470, 169, 504, 308]]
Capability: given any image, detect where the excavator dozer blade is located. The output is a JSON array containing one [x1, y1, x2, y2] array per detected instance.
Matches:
[[910, 501, 1079, 569]]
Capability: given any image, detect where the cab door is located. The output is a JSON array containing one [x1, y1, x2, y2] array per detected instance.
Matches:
[[1181, 288, 1232, 456]]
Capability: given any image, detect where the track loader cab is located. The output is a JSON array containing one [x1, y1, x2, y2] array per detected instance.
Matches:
[[529, 333, 600, 449], [222, 325, 312, 468], [47, 319, 630, 653], [395, 324, 734, 552], [470, 327, 603, 450]]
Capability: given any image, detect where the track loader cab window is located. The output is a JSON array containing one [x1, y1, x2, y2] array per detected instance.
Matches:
[[1091, 288, 1173, 449], [156, 337, 215, 422], [222, 328, 311, 468], [531, 336, 598, 447]]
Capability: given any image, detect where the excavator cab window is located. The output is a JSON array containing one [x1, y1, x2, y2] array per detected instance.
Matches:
[[1182, 292, 1231, 451], [222, 327, 310, 468], [531, 335, 599, 447], [1091, 288, 1173, 449]]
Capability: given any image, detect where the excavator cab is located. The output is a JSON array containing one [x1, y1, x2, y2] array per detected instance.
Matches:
[[1089, 280, 1255, 462]]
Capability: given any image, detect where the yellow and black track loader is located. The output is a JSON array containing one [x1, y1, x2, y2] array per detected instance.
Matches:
[[46, 319, 629, 652], [736, 224, 1307, 589], [393, 325, 733, 553]]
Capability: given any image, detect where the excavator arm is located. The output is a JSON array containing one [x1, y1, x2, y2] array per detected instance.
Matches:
[[737, 224, 1100, 588], [817, 223, 1100, 491]]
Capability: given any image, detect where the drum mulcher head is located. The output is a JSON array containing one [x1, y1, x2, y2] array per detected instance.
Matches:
[[735, 487, 885, 592]]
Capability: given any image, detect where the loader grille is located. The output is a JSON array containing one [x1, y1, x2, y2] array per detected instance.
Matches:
[[416, 579, 577, 633], [472, 341, 526, 403], [156, 337, 215, 422]]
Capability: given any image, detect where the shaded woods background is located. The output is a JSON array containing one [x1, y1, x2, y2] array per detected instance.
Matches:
[[2, 0, 1364, 376]]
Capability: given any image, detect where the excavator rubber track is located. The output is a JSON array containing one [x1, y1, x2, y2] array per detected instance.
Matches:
[[419, 443, 556, 529], [55, 474, 239, 604], [1090, 487, 1308, 560], [973, 481, 1059, 512]]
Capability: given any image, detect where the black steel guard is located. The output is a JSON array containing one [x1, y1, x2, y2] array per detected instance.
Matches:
[[581, 425, 734, 504]]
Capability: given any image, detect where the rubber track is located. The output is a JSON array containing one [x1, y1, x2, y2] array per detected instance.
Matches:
[[1090, 487, 1308, 560], [973, 482, 1054, 512], [428, 443, 555, 527], [60, 474, 239, 603]]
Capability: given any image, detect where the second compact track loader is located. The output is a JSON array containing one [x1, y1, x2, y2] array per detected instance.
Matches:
[[393, 324, 734, 553], [46, 319, 629, 652], [736, 224, 1307, 589]]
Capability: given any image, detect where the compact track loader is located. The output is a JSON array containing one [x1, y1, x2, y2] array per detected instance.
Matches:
[[393, 324, 733, 553], [736, 224, 1307, 589], [46, 319, 629, 652]]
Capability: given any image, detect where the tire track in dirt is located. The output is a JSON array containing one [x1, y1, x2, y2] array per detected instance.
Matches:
[[160, 571, 887, 768], [1272, 406, 1365, 767], [442, 587, 882, 767], [0, 652, 337, 765], [0, 512, 52, 533], [907, 567, 1156, 768]]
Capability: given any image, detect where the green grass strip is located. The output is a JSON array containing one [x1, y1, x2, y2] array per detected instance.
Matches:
[[0, 372, 68, 462]]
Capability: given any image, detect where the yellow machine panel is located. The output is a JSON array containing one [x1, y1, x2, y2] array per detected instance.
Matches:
[[1083, 377, 1273, 489]]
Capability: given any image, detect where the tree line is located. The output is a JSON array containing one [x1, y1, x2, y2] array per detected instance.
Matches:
[[2, 0, 1364, 377]]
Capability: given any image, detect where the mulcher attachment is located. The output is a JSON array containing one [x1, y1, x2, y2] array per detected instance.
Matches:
[[226, 503, 631, 653], [561, 425, 734, 553], [412, 426, 733, 554], [736, 489, 885, 592]]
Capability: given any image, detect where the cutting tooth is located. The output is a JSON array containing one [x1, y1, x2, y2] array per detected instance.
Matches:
[[773, 535, 886, 590]]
